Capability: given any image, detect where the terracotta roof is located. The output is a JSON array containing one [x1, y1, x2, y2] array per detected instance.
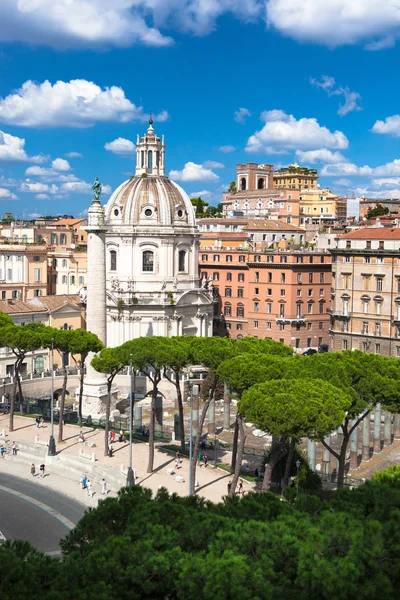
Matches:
[[0, 300, 46, 314], [28, 294, 82, 312], [54, 218, 87, 227], [197, 218, 248, 224], [243, 220, 302, 232], [339, 227, 400, 240]]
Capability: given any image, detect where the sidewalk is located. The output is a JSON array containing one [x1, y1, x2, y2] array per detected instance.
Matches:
[[0, 415, 255, 503]]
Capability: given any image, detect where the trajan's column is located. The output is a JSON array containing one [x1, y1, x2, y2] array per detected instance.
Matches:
[[81, 178, 109, 416]]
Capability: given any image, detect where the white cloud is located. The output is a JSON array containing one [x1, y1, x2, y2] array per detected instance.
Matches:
[[372, 115, 400, 137], [25, 158, 73, 180], [0, 187, 17, 200], [246, 110, 349, 154], [202, 160, 225, 169], [321, 158, 400, 178], [0, 130, 47, 163], [371, 178, 400, 187], [0, 79, 169, 128], [334, 179, 352, 187], [190, 190, 212, 198], [311, 76, 362, 116], [35, 194, 50, 200], [217, 145, 236, 153], [104, 138, 136, 154], [234, 107, 251, 124], [65, 151, 83, 158], [20, 182, 59, 194], [295, 149, 348, 164], [0, 1, 264, 49], [51, 158, 70, 171], [266, 0, 400, 49], [60, 181, 112, 195], [78, 209, 89, 217], [355, 187, 400, 199], [169, 162, 219, 182]]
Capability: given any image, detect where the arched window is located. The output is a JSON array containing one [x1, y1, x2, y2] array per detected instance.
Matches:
[[143, 251, 154, 272], [110, 250, 117, 271], [60, 234, 67, 245], [178, 250, 186, 272], [224, 303, 232, 317], [237, 303, 245, 318], [257, 178, 265, 190], [148, 150, 153, 170], [240, 177, 246, 191], [34, 356, 44, 373], [141, 150, 144, 167]]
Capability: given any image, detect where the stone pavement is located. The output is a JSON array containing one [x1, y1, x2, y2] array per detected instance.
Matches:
[[347, 438, 400, 480], [0, 415, 255, 504]]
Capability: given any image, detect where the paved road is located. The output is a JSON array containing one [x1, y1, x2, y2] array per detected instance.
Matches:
[[0, 473, 86, 554]]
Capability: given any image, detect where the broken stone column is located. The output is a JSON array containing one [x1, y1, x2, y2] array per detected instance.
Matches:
[[373, 403, 382, 454], [207, 398, 215, 435], [307, 439, 316, 472], [384, 411, 392, 447], [362, 413, 371, 461], [322, 434, 331, 477], [134, 405, 142, 432], [223, 383, 230, 430], [394, 413, 400, 439], [349, 419, 359, 470], [192, 386, 199, 444]]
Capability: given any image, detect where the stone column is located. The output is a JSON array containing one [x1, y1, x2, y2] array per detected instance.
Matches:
[[394, 413, 400, 439], [362, 413, 371, 461], [155, 395, 163, 436], [134, 405, 142, 432], [223, 383, 231, 430], [207, 398, 215, 435], [384, 411, 392, 447], [322, 434, 331, 477], [81, 196, 108, 417], [350, 420, 359, 470], [373, 403, 382, 454], [174, 395, 180, 441], [307, 439, 316, 472]]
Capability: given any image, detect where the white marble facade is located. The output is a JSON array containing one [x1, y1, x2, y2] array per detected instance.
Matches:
[[101, 121, 213, 345]]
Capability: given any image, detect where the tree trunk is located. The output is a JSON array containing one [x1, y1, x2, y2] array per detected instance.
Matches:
[[282, 438, 296, 489], [58, 365, 68, 443], [231, 415, 239, 471], [191, 375, 217, 494], [104, 383, 111, 457], [262, 439, 287, 491], [78, 355, 85, 427], [17, 365, 24, 416], [230, 414, 246, 496], [147, 382, 157, 473], [174, 371, 185, 454], [9, 371, 17, 432]]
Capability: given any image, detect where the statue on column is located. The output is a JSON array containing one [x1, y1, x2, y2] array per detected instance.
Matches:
[[92, 177, 102, 200]]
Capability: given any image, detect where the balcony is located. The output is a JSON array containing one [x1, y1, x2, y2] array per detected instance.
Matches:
[[276, 315, 306, 325], [327, 309, 352, 319]]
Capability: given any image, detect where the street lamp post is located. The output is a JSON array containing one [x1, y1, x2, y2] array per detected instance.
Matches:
[[48, 338, 56, 456], [188, 379, 193, 496], [126, 354, 135, 487], [2, 378, 5, 403], [295, 459, 301, 494]]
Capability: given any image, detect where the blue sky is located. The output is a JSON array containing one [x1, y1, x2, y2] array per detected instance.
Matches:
[[1, 1, 400, 218]]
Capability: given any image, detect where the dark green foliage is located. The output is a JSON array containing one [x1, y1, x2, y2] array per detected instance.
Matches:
[[3, 471, 400, 599], [366, 203, 390, 219]]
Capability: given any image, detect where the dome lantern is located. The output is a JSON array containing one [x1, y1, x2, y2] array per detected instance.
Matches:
[[135, 117, 165, 177]]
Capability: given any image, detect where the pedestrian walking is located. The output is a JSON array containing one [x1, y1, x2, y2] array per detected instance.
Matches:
[[101, 479, 108, 495], [201, 438, 206, 451], [40, 417, 44, 428], [0, 446, 5, 459], [31, 463, 35, 477], [12, 441, 17, 455], [108, 443, 113, 458], [86, 479, 93, 498], [119, 429, 124, 443], [227, 480, 232, 495], [35, 416, 40, 429], [39, 463, 45, 478], [176, 451, 181, 462], [238, 479, 244, 496], [197, 454, 202, 468], [203, 453, 208, 467]]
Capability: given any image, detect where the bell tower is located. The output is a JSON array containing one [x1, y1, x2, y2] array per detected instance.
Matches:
[[135, 115, 165, 177]]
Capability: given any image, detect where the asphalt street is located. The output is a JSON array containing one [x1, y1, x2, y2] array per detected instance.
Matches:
[[0, 472, 86, 553]]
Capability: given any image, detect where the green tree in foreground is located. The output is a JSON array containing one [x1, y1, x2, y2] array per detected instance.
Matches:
[[239, 379, 351, 490]]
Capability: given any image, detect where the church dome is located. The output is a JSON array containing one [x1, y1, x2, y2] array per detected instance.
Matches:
[[104, 175, 196, 227], [104, 121, 196, 228]]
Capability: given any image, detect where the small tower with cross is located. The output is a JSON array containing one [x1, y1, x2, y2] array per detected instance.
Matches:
[[135, 114, 165, 176]]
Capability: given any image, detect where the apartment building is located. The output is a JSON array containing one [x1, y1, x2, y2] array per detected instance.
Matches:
[[0, 294, 85, 377], [199, 244, 331, 351], [330, 227, 400, 357], [0, 244, 48, 300], [299, 188, 340, 224], [273, 163, 318, 190]]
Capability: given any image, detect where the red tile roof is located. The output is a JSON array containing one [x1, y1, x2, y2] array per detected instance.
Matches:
[[340, 227, 400, 240]]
